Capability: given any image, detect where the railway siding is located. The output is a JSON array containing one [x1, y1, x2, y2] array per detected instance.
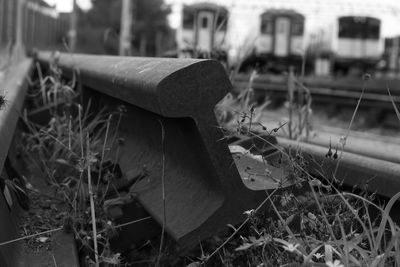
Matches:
[[233, 74, 400, 106]]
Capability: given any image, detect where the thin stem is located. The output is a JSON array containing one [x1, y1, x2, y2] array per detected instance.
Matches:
[[334, 78, 367, 176], [0, 227, 63, 247], [78, 104, 84, 158], [87, 133, 99, 267], [155, 120, 166, 267], [205, 187, 280, 263], [96, 114, 112, 188]]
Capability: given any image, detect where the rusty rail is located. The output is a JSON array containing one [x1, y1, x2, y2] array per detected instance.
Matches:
[[35, 52, 288, 247], [255, 120, 400, 164], [277, 137, 400, 198], [233, 74, 400, 107]]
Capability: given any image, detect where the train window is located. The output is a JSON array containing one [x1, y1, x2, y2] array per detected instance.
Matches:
[[338, 17, 380, 39], [338, 17, 362, 38], [291, 20, 304, 36], [260, 19, 272, 34], [277, 20, 286, 33], [183, 10, 194, 29], [216, 14, 228, 31], [202, 17, 209, 28], [338, 18, 353, 38], [366, 18, 380, 39]]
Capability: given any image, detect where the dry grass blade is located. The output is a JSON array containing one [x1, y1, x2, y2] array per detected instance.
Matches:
[[334, 75, 368, 177], [86, 132, 99, 267], [386, 85, 400, 123], [0, 227, 63, 247], [204, 187, 280, 263], [155, 120, 167, 267], [375, 191, 400, 256]]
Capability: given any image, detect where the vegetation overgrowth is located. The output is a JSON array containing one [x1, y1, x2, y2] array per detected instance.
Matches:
[[1, 52, 400, 267]]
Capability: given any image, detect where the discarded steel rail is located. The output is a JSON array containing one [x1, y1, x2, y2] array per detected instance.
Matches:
[[233, 74, 400, 107], [277, 137, 400, 199], [36, 52, 288, 246], [256, 120, 400, 164]]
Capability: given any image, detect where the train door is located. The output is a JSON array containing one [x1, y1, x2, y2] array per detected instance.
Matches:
[[196, 11, 213, 52], [274, 17, 290, 56]]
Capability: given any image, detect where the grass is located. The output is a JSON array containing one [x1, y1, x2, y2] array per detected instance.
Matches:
[[209, 69, 400, 267], [18, 61, 128, 266], [2, 53, 400, 267]]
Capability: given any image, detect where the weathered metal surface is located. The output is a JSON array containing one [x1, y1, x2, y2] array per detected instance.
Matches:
[[235, 74, 400, 95], [252, 119, 400, 164], [0, 59, 32, 175], [306, 131, 400, 165], [277, 137, 400, 198], [233, 74, 400, 107], [36, 52, 288, 246], [229, 135, 288, 190], [0, 59, 31, 267]]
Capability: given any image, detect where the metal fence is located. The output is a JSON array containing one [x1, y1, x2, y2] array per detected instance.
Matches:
[[0, 0, 68, 52]]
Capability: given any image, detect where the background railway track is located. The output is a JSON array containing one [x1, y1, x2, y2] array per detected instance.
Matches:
[[233, 73, 400, 108]]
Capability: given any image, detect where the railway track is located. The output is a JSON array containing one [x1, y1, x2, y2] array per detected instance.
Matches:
[[1, 53, 400, 265], [233, 73, 400, 108]]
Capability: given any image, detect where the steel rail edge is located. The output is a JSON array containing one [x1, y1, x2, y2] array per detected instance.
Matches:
[[234, 74, 400, 95], [277, 137, 400, 198], [232, 81, 400, 105], [0, 60, 32, 175], [0, 59, 33, 267], [35, 51, 276, 246], [254, 120, 400, 164]]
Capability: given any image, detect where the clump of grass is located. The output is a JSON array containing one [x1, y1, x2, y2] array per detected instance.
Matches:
[[183, 140, 400, 266], [216, 69, 270, 136], [20, 61, 128, 266], [287, 67, 313, 141], [203, 72, 400, 267]]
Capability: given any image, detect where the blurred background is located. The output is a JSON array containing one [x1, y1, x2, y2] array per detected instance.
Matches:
[[2, 0, 400, 77]]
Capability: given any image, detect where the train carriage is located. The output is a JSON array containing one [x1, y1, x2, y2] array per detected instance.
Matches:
[[333, 16, 383, 75], [179, 2, 228, 59], [241, 9, 306, 73], [256, 9, 304, 58]]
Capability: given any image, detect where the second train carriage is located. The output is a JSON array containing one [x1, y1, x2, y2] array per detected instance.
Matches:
[[244, 9, 306, 73], [333, 16, 383, 75], [179, 2, 228, 60]]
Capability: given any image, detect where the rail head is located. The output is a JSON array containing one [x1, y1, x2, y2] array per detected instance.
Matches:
[[0, 59, 33, 175], [35, 52, 231, 118]]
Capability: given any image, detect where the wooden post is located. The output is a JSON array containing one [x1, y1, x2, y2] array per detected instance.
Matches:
[[155, 30, 162, 57], [389, 36, 399, 73], [119, 0, 133, 56], [69, 0, 78, 52], [287, 67, 295, 140], [0, 0, 4, 46], [12, 0, 25, 62]]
